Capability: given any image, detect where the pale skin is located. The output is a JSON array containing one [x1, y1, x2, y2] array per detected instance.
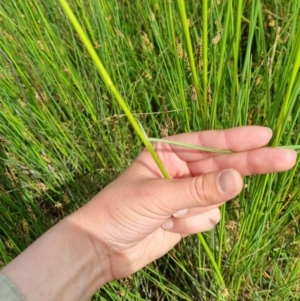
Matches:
[[1, 126, 297, 301]]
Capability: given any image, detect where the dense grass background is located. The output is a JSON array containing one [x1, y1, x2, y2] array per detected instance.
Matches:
[[1, 0, 300, 300]]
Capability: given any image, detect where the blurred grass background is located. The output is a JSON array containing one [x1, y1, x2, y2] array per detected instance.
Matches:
[[1, 0, 300, 300]]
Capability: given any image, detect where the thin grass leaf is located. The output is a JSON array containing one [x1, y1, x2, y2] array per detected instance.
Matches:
[[274, 25, 300, 145], [148, 138, 232, 154], [176, 0, 206, 129], [58, 0, 170, 178], [202, 0, 209, 129]]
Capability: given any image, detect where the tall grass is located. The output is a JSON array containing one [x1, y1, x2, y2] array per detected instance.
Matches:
[[1, 0, 300, 300]]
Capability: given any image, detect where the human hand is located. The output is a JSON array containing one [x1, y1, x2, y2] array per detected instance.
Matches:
[[2, 126, 297, 301], [70, 126, 296, 281]]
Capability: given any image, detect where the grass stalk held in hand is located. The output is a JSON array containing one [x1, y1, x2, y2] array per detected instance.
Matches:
[[149, 138, 300, 153], [148, 138, 232, 154], [58, 0, 169, 179]]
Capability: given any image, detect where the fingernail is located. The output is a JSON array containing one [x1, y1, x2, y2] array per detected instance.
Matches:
[[162, 219, 174, 230], [173, 208, 188, 218], [218, 169, 238, 194]]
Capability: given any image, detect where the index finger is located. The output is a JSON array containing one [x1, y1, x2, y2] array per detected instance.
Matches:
[[161, 126, 273, 162]]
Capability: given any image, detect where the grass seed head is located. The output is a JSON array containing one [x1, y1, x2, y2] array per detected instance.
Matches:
[[220, 287, 229, 298], [37, 40, 45, 51], [144, 71, 152, 81], [226, 221, 239, 241], [21, 219, 29, 236], [94, 41, 100, 49], [212, 32, 221, 45], [191, 86, 197, 101], [154, 3, 159, 11], [3, 30, 13, 41], [36, 181, 48, 193], [5, 239, 14, 250], [198, 38, 203, 69], [141, 32, 153, 50], [176, 38, 184, 59], [63, 194, 70, 205], [54, 202, 63, 210], [27, 205, 36, 220], [17, 98, 26, 107], [207, 84, 212, 104], [114, 27, 124, 39]]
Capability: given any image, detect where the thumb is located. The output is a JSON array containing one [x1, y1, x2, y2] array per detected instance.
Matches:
[[148, 169, 243, 214]]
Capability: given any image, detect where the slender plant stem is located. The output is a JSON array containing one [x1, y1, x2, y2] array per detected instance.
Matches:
[[197, 233, 225, 287], [148, 138, 232, 154], [212, 0, 232, 128], [202, 0, 208, 129], [58, 0, 169, 179], [0, 48, 43, 142], [218, 204, 226, 268], [149, 138, 300, 153], [273, 28, 300, 145], [166, 0, 190, 132], [176, 0, 206, 129], [278, 145, 300, 150], [230, 0, 243, 126]]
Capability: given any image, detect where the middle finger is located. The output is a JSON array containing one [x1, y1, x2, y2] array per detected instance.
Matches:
[[187, 147, 296, 176]]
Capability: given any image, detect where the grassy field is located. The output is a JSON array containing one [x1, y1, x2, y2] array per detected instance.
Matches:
[[1, 0, 300, 300]]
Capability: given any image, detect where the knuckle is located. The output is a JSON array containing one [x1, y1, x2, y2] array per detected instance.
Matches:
[[190, 176, 215, 207]]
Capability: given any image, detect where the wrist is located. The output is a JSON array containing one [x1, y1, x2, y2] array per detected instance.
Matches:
[[60, 214, 113, 295], [64, 207, 114, 287], [1, 212, 112, 301]]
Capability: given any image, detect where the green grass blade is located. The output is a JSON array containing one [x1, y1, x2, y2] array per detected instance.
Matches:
[[202, 0, 209, 129], [274, 27, 300, 145], [230, 0, 243, 126], [176, 0, 206, 129], [58, 0, 169, 179], [148, 138, 232, 154]]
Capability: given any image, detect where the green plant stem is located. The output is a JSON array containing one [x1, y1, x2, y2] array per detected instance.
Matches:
[[218, 204, 226, 268], [148, 138, 232, 154], [58, 0, 169, 179], [202, 0, 208, 129], [197, 233, 225, 287], [230, 0, 243, 126], [176, 0, 206, 129], [149, 138, 300, 153], [278, 145, 300, 150], [211, 0, 232, 128], [166, 1, 190, 132], [273, 28, 300, 145]]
